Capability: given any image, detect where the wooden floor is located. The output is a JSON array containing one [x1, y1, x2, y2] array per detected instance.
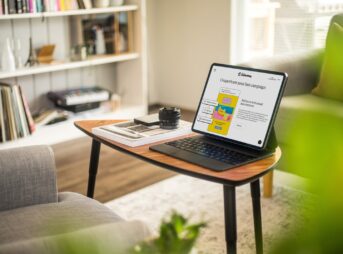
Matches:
[[53, 107, 195, 203]]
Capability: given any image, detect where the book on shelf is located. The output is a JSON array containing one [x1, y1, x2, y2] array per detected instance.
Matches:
[[0, 0, 92, 14], [16, 0, 23, 13], [3, 87, 18, 139], [33, 109, 68, 126], [92, 120, 192, 147], [36, 0, 42, 12], [18, 85, 35, 133], [2, 0, 8, 14], [22, 0, 28, 12], [28, 0, 36, 13], [0, 82, 35, 143], [82, 0, 90, 9], [8, 0, 16, 14]]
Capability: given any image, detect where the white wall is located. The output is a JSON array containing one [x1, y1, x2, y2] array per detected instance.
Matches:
[[146, 0, 158, 104], [147, 0, 231, 110]]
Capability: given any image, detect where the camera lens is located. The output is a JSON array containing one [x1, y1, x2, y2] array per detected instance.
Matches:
[[159, 107, 181, 130]]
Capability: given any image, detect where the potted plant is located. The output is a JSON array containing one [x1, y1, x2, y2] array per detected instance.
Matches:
[[132, 211, 207, 254]]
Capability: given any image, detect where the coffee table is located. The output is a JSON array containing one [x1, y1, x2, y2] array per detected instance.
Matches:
[[75, 120, 281, 254]]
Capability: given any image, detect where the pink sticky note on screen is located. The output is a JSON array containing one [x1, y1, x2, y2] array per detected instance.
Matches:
[[223, 98, 232, 104]]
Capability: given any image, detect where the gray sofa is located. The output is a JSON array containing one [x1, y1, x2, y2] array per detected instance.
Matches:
[[243, 14, 343, 197], [245, 50, 324, 146], [0, 146, 151, 254], [249, 48, 343, 143], [244, 14, 343, 174]]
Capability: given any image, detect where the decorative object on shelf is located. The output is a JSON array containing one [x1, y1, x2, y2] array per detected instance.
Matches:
[[81, 12, 132, 56], [110, 0, 124, 6], [132, 211, 206, 254], [94, 0, 109, 8], [70, 44, 88, 61], [25, 37, 39, 67], [47, 86, 111, 113], [118, 32, 127, 52], [101, 93, 121, 111], [95, 26, 106, 55], [83, 15, 116, 55], [109, 93, 121, 111], [117, 12, 131, 53], [1, 38, 16, 72], [37, 44, 55, 64], [13, 38, 23, 68]]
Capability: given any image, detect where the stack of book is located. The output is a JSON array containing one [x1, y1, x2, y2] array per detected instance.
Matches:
[[92, 120, 192, 147], [0, 0, 92, 15], [0, 83, 35, 143]]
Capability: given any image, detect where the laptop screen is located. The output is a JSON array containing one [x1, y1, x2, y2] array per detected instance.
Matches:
[[192, 64, 287, 149]]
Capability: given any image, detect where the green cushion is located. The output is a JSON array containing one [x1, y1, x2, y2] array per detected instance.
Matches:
[[312, 22, 343, 101], [275, 94, 343, 146], [274, 94, 343, 177]]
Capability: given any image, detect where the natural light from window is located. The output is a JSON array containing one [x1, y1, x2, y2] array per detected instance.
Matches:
[[231, 0, 343, 63]]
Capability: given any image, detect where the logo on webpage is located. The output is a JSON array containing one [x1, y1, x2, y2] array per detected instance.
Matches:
[[238, 72, 252, 78]]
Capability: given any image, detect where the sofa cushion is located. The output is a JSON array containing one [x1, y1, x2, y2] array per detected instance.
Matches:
[[0, 192, 124, 245], [242, 50, 323, 96], [0, 145, 58, 212], [275, 94, 343, 146], [312, 22, 343, 101]]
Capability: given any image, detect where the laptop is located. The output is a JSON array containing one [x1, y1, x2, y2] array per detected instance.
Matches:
[[150, 64, 288, 171]]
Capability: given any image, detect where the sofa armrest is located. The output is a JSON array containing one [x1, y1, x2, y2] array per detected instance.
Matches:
[[241, 50, 324, 96], [0, 145, 58, 211], [0, 221, 151, 254]]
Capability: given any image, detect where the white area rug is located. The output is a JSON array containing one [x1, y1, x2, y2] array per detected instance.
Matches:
[[106, 174, 312, 254]]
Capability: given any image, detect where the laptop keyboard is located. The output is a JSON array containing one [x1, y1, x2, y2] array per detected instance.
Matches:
[[166, 138, 254, 165]]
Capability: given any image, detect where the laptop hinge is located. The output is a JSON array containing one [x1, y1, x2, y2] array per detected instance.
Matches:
[[265, 127, 278, 152]]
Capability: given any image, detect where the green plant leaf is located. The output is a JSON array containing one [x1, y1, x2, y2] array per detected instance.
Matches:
[[132, 211, 206, 254]]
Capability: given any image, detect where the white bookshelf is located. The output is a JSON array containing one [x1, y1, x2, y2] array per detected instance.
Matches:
[[0, 104, 146, 149], [0, 53, 139, 79], [0, 5, 138, 20], [0, 0, 148, 148]]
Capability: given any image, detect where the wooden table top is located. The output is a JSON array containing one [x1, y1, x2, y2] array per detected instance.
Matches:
[[75, 120, 281, 186]]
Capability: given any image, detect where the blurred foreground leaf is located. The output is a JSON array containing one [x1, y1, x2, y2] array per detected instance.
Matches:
[[271, 111, 343, 254], [132, 211, 206, 254]]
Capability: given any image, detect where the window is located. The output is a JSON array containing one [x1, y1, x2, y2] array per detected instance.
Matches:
[[230, 0, 343, 63]]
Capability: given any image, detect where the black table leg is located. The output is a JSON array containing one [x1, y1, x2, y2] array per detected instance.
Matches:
[[87, 139, 101, 198], [223, 185, 237, 254], [251, 179, 263, 254]]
